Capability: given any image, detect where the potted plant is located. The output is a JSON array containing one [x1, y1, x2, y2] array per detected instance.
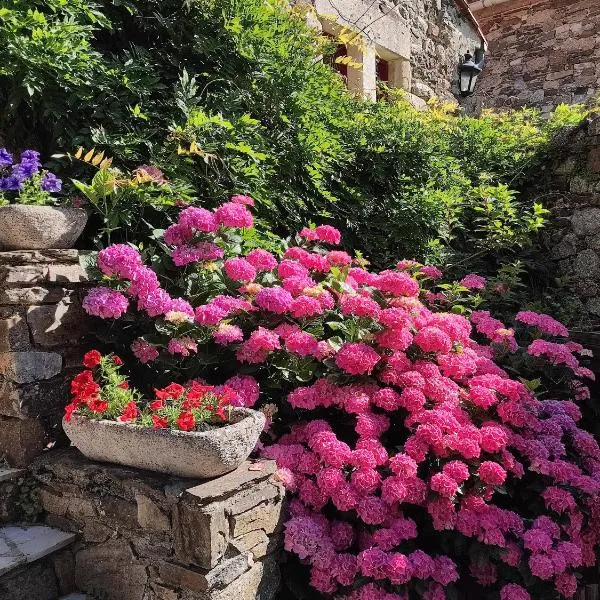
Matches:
[[63, 351, 265, 478], [0, 148, 87, 250]]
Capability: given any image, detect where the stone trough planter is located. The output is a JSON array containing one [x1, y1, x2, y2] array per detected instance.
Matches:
[[0, 205, 87, 250], [63, 408, 265, 479]]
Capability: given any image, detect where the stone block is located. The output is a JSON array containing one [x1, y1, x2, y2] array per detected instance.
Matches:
[[185, 461, 277, 505], [0, 352, 62, 384], [27, 300, 88, 347], [0, 314, 30, 352], [211, 555, 280, 600], [159, 554, 252, 594], [0, 417, 45, 467], [231, 530, 282, 560], [136, 494, 171, 531], [231, 499, 284, 538], [0, 376, 70, 419], [74, 539, 149, 600], [0, 287, 68, 306], [175, 502, 228, 570], [0, 265, 49, 286], [574, 249, 600, 280], [589, 147, 600, 173], [46, 264, 87, 285], [0, 250, 80, 266]]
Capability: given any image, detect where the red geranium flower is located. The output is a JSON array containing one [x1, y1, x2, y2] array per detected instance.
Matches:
[[118, 381, 129, 390], [150, 398, 165, 411], [177, 411, 195, 431], [87, 398, 108, 413], [117, 401, 138, 423], [151, 414, 169, 429], [64, 402, 78, 422], [83, 350, 102, 369], [155, 383, 185, 401], [112, 355, 124, 366]]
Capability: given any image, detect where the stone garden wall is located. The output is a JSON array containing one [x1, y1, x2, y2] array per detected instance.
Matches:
[[539, 115, 600, 323], [30, 449, 284, 600], [0, 250, 89, 466]]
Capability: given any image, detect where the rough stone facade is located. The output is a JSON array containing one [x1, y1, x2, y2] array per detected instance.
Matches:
[[301, 0, 483, 102], [537, 115, 600, 321], [0, 250, 90, 466], [29, 450, 284, 600], [468, 0, 600, 111]]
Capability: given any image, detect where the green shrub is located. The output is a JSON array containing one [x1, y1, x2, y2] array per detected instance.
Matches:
[[0, 0, 594, 278]]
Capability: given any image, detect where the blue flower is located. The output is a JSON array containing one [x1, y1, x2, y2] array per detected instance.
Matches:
[[0, 148, 13, 168], [41, 172, 62, 193], [20, 149, 40, 163], [0, 176, 24, 191], [12, 161, 39, 180]]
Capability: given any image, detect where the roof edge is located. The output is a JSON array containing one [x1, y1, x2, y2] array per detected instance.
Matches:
[[453, 0, 488, 49]]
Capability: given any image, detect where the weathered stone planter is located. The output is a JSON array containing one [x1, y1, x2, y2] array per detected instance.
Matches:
[[63, 408, 266, 478], [0, 205, 87, 250]]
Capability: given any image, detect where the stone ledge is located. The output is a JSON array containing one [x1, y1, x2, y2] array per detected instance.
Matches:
[[0, 250, 83, 266]]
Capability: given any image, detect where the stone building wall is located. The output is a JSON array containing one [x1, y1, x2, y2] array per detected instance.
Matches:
[[468, 0, 600, 111], [0, 250, 89, 466], [29, 450, 284, 600], [301, 0, 483, 102]]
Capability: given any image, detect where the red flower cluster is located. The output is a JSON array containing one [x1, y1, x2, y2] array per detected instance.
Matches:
[[149, 381, 236, 431]]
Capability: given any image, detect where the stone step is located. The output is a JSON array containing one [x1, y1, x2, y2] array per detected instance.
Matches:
[[0, 524, 76, 576]]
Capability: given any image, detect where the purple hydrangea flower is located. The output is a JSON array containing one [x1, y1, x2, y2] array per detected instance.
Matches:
[[20, 150, 40, 163], [0, 149, 13, 168], [41, 172, 62, 193]]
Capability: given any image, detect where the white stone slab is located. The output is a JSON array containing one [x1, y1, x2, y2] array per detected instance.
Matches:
[[0, 525, 76, 576]]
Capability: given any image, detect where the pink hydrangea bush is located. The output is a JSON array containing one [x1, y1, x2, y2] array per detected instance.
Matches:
[[81, 197, 600, 599]]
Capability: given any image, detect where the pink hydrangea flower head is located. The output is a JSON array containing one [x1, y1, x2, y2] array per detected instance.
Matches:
[[414, 326, 453, 354], [230, 194, 255, 206], [178, 206, 217, 232], [214, 202, 253, 228], [460, 274, 487, 290], [131, 339, 159, 364], [336, 343, 381, 375], [315, 224, 342, 245], [224, 374, 260, 407], [500, 584, 530, 600], [213, 323, 244, 345], [478, 461, 507, 486], [97, 244, 142, 278], [246, 248, 278, 271], [255, 286, 293, 314], [83, 287, 129, 319], [327, 250, 352, 266], [224, 257, 257, 282], [374, 271, 419, 297], [420, 265, 443, 280], [286, 331, 319, 357]]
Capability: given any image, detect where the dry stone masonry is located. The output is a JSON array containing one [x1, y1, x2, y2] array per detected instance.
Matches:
[[468, 0, 600, 111], [29, 449, 284, 600], [538, 115, 600, 321], [0, 250, 90, 466]]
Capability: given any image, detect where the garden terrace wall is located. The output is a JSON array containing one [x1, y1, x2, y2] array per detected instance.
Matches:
[[537, 115, 600, 323], [0, 250, 90, 466], [30, 449, 284, 600]]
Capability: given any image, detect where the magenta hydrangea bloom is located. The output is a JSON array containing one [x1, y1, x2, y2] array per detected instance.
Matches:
[[82, 287, 129, 319], [255, 286, 293, 314], [214, 202, 253, 228], [224, 257, 256, 282], [335, 342, 380, 375]]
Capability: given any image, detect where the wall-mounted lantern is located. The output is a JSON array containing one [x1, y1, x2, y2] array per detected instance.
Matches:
[[459, 49, 485, 97]]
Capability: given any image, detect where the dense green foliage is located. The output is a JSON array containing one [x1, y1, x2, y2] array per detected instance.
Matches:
[[0, 0, 592, 272]]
